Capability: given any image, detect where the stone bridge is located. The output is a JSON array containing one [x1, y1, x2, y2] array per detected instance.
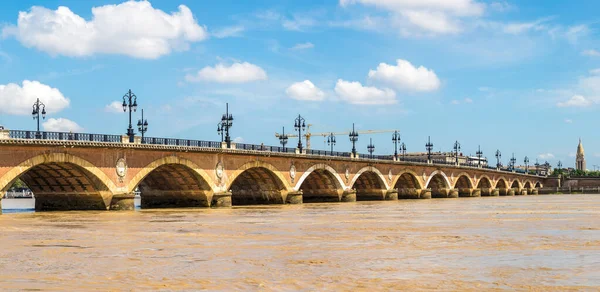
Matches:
[[0, 136, 545, 212]]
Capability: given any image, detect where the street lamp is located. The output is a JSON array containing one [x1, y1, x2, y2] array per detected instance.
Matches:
[[476, 145, 483, 167], [524, 156, 530, 173], [137, 109, 148, 144], [557, 161, 563, 175], [31, 98, 46, 139], [221, 103, 233, 148], [122, 89, 138, 143], [349, 123, 359, 158], [217, 122, 224, 142], [400, 142, 407, 160], [510, 153, 516, 171], [453, 140, 461, 165], [495, 150, 502, 169], [327, 132, 336, 153], [279, 126, 288, 152], [535, 159, 540, 175], [392, 130, 400, 160], [367, 138, 375, 159], [294, 114, 306, 152], [426, 136, 433, 163]]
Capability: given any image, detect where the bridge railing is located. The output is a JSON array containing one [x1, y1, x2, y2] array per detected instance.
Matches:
[[142, 137, 221, 148], [9, 130, 122, 143]]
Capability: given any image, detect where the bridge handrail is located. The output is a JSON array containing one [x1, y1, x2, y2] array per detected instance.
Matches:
[[142, 137, 221, 148], [9, 130, 122, 143]]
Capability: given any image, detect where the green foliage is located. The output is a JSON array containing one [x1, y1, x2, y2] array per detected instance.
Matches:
[[9, 179, 28, 190]]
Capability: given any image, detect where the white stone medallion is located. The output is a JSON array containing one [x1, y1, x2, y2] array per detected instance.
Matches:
[[290, 164, 297, 183], [116, 158, 127, 183]]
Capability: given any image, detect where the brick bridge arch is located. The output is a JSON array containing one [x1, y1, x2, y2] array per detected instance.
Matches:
[[425, 170, 451, 190], [0, 153, 117, 210], [495, 177, 509, 189], [350, 166, 390, 200], [476, 175, 493, 188], [227, 161, 291, 205], [127, 156, 217, 209], [452, 172, 474, 189], [391, 170, 424, 189], [294, 164, 346, 202]]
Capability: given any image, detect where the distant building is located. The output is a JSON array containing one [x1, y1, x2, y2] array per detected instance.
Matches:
[[401, 151, 485, 165], [576, 138, 586, 171]]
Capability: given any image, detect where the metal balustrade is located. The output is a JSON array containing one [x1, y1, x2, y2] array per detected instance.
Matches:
[[3, 129, 545, 177]]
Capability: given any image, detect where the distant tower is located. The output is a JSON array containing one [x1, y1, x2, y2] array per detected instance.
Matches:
[[576, 138, 586, 171]]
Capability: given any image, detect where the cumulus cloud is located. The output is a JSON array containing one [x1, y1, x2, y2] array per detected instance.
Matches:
[[185, 62, 268, 83], [286, 80, 325, 101], [105, 101, 124, 113], [538, 153, 554, 159], [564, 118, 573, 123], [43, 118, 83, 132], [339, 0, 485, 35], [233, 137, 244, 143], [334, 79, 396, 105], [2, 1, 207, 59], [290, 42, 314, 50], [368, 59, 440, 92], [557, 95, 592, 108], [0, 80, 70, 115]]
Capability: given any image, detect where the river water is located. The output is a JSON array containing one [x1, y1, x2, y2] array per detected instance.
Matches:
[[0, 195, 598, 291]]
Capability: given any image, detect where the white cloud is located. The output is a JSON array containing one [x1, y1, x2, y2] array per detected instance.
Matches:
[[286, 80, 325, 101], [185, 62, 268, 83], [368, 59, 440, 92], [233, 137, 244, 143], [0, 80, 70, 115], [2, 1, 207, 59], [42, 118, 83, 132], [212, 25, 244, 38], [451, 100, 460, 105], [502, 18, 549, 34], [582, 49, 600, 57], [464, 97, 473, 103], [538, 153, 554, 159], [105, 101, 124, 113], [290, 42, 314, 50], [334, 79, 396, 105], [282, 15, 317, 31], [490, 1, 515, 12], [564, 118, 573, 123], [339, 0, 485, 35], [557, 95, 592, 108], [590, 68, 600, 75], [451, 98, 473, 105], [568, 152, 576, 158]]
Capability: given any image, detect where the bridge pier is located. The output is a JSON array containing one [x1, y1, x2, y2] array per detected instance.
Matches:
[[140, 190, 211, 209], [432, 188, 458, 198], [0, 197, 2, 214], [480, 188, 492, 196], [530, 188, 539, 195], [398, 188, 421, 199], [356, 189, 386, 201], [471, 189, 482, 197], [341, 189, 357, 202], [285, 191, 303, 204], [301, 189, 342, 203], [498, 188, 508, 196], [518, 189, 528, 196], [458, 188, 475, 197], [491, 189, 500, 196], [34, 192, 112, 211], [507, 189, 516, 196], [211, 192, 232, 207], [109, 193, 136, 211], [385, 189, 398, 200]]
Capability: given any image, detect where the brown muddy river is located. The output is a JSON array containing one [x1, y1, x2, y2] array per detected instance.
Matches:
[[1, 195, 599, 291]]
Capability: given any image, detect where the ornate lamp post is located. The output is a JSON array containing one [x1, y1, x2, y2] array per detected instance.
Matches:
[[535, 159, 540, 175], [279, 127, 288, 152], [31, 98, 46, 139], [426, 136, 433, 163], [217, 122, 224, 142], [392, 130, 400, 160], [349, 123, 359, 158], [221, 103, 234, 148], [294, 114, 306, 153], [476, 145, 483, 167], [327, 132, 336, 153], [524, 156, 530, 173], [453, 140, 461, 165], [400, 142, 407, 160], [137, 109, 148, 144], [557, 161, 563, 175], [367, 138, 375, 159], [122, 89, 138, 143], [510, 153, 516, 171], [495, 150, 502, 169]]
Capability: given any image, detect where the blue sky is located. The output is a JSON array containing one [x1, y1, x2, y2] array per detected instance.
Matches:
[[0, 0, 599, 169]]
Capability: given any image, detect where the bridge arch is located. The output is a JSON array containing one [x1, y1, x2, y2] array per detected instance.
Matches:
[[128, 156, 216, 208], [350, 166, 389, 201], [534, 181, 542, 188], [0, 153, 117, 211], [510, 179, 522, 189], [523, 181, 533, 189], [476, 175, 493, 189], [227, 161, 290, 205], [495, 177, 508, 189], [453, 172, 474, 189], [294, 164, 345, 202], [392, 170, 423, 189], [425, 170, 451, 190]]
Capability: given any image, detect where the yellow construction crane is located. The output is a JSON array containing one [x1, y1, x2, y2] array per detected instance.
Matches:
[[275, 125, 397, 150]]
